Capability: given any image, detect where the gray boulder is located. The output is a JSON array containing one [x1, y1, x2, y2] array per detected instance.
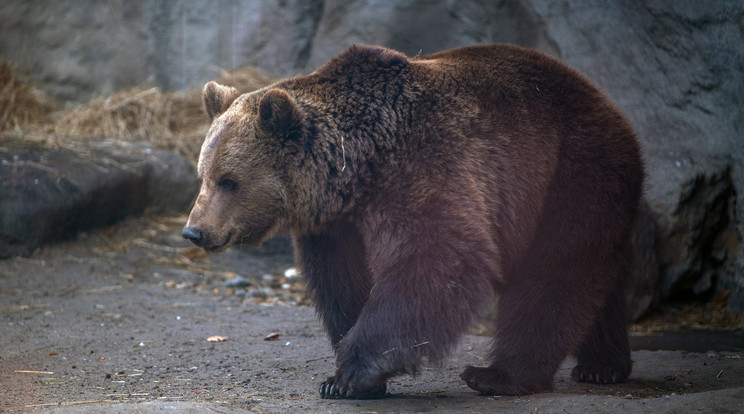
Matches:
[[0, 138, 197, 258]]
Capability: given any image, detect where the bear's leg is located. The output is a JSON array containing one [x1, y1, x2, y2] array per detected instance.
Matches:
[[297, 225, 388, 399], [320, 226, 497, 399], [294, 222, 373, 346], [461, 256, 615, 395], [571, 280, 632, 384]]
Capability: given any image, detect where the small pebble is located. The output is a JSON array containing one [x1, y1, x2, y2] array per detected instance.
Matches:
[[284, 268, 301, 283], [247, 287, 275, 299], [223, 275, 252, 288]]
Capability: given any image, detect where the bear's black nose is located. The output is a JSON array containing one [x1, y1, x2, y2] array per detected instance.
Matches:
[[182, 227, 206, 246]]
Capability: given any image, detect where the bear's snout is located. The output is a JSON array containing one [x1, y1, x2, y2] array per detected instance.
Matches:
[[182, 226, 206, 247]]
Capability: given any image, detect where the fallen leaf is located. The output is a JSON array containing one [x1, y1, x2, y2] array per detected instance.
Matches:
[[715, 290, 730, 309]]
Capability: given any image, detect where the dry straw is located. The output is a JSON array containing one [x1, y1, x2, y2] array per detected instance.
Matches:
[[1, 62, 274, 163], [0, 61, 54, 131]]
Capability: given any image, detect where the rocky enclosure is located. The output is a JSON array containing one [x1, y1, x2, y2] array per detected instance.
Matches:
[[0, 0, 742, 313]]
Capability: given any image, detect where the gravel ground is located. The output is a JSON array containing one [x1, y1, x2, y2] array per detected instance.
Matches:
[[1, 215, 742, 413]]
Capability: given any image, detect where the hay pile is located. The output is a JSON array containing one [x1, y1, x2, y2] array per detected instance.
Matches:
[[0, 61, 55, 131], [0, 63, 274, 163], [55, 86, 175, 142]]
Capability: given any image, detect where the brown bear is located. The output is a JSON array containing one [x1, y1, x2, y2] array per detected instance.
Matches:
[[182, 44, 643, 399]]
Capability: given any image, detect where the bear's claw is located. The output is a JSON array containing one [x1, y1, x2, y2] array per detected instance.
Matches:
[[319, 376, 387, 399], [571, 364, 629, 384]]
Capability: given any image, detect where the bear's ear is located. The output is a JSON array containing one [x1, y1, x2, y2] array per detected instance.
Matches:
[[203, 81, 239, 121], [258, 88, 304, 142]]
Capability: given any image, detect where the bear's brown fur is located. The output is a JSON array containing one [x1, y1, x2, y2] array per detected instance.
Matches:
[[183, 44, 644, 399]]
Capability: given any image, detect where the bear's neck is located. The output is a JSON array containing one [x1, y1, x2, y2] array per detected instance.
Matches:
[[282, 74, 419, 232]]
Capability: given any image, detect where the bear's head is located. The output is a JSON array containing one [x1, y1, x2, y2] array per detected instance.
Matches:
[[182, 81, 305, 251]]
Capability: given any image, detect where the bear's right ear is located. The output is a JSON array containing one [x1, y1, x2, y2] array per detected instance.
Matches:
[[203, 81, 239, 121], [258, 88, 304, 142]]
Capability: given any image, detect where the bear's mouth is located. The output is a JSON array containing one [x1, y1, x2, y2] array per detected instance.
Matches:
[[204, 232, 233, 253]]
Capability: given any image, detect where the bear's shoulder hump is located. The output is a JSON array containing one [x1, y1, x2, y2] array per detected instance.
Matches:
[[317, 45, 409, 76]]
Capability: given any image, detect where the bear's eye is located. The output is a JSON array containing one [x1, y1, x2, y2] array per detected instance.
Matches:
[[218, 178, 238, 192]]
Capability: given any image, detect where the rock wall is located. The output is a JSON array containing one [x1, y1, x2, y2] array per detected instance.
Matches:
[[1, 0, 742, 313], [0, 0, 557, 100]]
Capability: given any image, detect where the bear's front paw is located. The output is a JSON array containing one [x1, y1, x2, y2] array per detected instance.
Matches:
[[319, 376, 387, 399], [571, 363, 630, 384]]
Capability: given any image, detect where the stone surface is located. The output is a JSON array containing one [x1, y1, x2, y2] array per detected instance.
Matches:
[[136, 146, 199, 215], [0, 138, 197, 258], [0, 1, 557, 101], [0, 0, 742, 313], [0, 1, 150, 102], [34, 389, 744, 414]]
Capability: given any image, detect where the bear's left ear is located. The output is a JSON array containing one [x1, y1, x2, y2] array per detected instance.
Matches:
[[258, 88, 305, 142], [203, 81, 239, 121]]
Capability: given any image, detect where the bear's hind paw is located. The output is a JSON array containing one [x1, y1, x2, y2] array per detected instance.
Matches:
[[461, 365, 551, 396]]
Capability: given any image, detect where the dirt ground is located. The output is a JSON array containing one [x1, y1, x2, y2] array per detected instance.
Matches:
[[1, 215, 743, 413]]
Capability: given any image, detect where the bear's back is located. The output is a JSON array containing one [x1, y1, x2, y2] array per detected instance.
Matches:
[[410, 43, 640, 188], [408, 44, 642, 271], [411, 44, 624, 140]]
